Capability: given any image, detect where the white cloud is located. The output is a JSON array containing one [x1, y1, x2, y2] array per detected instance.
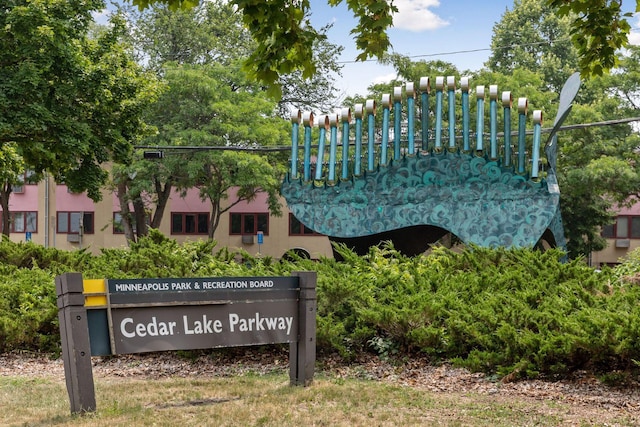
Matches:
[[391, 0, 449, 32], [91, 8, 110, 25], [629, 14, 640, 45], [372, 72, 398, 86]]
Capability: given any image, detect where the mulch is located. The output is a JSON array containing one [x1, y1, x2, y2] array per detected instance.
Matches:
[[1, 348, 639, 422]]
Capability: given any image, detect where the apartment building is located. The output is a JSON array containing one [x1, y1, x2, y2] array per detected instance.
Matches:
[[590, 203, 640, 267], [7, 172, 636, 264], [3, 175, 333, 260]]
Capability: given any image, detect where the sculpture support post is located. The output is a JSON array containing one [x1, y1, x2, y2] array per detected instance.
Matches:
[[517, 98, 528, 174], [381, 94, 391, 165], [461, 77, 470, 152], [406, 83, 415, 155], [419, 77, 430, 151], [328, 114, 338, 182], [447, 76, 456, 151], [366, 100, 376, 171], [314, 115, 328, 181], [531, 110, 543, 179], [490, 85, 498, 160], [303, 112, 314, 181], [435, 77, 444, 151], [354, 104, 363, 176], [393, 87, 402, 160], [503, 92, 513, 167], [290, 110, 301, 179], [341, 108, 351, 180], [476, 86, 485, 153]]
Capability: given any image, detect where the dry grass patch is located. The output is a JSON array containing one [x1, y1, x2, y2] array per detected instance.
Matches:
[[4, 371, 633, 427]]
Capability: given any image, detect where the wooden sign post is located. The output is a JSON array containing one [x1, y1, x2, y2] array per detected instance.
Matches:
[[56, 271, 317, 414], [56, 273, 96, 414]]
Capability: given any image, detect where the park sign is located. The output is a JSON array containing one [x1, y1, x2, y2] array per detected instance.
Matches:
[[106, 276, 299, 354], [113, 300, 296, 354], [56, 272, 317, 415]]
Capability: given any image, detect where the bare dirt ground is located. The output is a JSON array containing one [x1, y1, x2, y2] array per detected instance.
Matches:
[[1, 350, 639, 425]]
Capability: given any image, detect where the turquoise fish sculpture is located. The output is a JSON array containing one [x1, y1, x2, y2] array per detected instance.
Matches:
[[282, 74, 580, 256]]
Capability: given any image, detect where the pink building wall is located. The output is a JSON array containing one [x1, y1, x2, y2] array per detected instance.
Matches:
[[167, 187, 267, 212], [8, 185, 39, 210], [82, 187, 269, 214], [111, 193, 120, 211], [55, 186, 97, 211], [227, 188, 269, 213], [613, 203, 640, 216], [170, 188, 209, 211]]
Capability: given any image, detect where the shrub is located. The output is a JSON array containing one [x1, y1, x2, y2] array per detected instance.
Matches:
[[0, 266, 58, 352], [0, 234, 639, 381]]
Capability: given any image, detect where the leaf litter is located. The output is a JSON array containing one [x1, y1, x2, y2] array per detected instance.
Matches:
[[1, 349, 638, 425]]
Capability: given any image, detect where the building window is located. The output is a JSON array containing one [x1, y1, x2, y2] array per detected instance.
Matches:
[[602, 215, 640, 239], [630, 217, 640, 238], [171, 212, 209, 235], [230, 213, 269, 235], [113, 212, 150, 234], [57, 212, 94, 234], [1, 212, 37, 233], [289, 214, 321, 236], [11, 170, 37, 194]]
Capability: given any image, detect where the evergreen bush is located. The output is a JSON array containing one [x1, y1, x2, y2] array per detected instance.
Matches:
[[0, 233, 639, 380]]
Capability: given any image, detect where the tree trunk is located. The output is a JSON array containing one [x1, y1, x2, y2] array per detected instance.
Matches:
[[151, 179, 172, 229], [208, 199, 221, 239], [116, 181, 136, 244], [133, 196, 148, 238], [0, 190, 11, 237], [0, 184, 11, 237]]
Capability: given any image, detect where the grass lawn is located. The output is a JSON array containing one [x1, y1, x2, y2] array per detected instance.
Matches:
[[2, 370, 637, 427]]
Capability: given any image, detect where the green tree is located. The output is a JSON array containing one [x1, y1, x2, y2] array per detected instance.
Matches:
[[129, 0, 639, 88], [146, 63, 287, 239], [547, 0, 633, 77], [0, 1, 160, 240], [557, 47, 640, 256], [0, 144, 25, 236], [124, 1, 344, 115], [128, 0, 394, 96], [0, 1, 160, 201], [350, 0, 640, 259], [114, 61, 288, 242], [276, 23, 344, 117], [487, 0, 578, 91], [125, 0, 253, 71], [383, 56, 464, 84], [184, 150, 284, 239], [110, 154, 173, 243], [113, 1, 337, 243], [486, 0, 640, 258], [555, 97, 639, 257]]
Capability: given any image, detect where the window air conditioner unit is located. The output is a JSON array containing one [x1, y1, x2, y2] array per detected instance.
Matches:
[[67, 233, 81, 243], [241, 235, 254, 244], [615, 239, 630, 248]]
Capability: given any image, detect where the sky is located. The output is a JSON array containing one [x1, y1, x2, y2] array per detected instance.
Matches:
[[308, 0, 640, 99], [308, 0, 516, 97], [95, 1, 640, 99]]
